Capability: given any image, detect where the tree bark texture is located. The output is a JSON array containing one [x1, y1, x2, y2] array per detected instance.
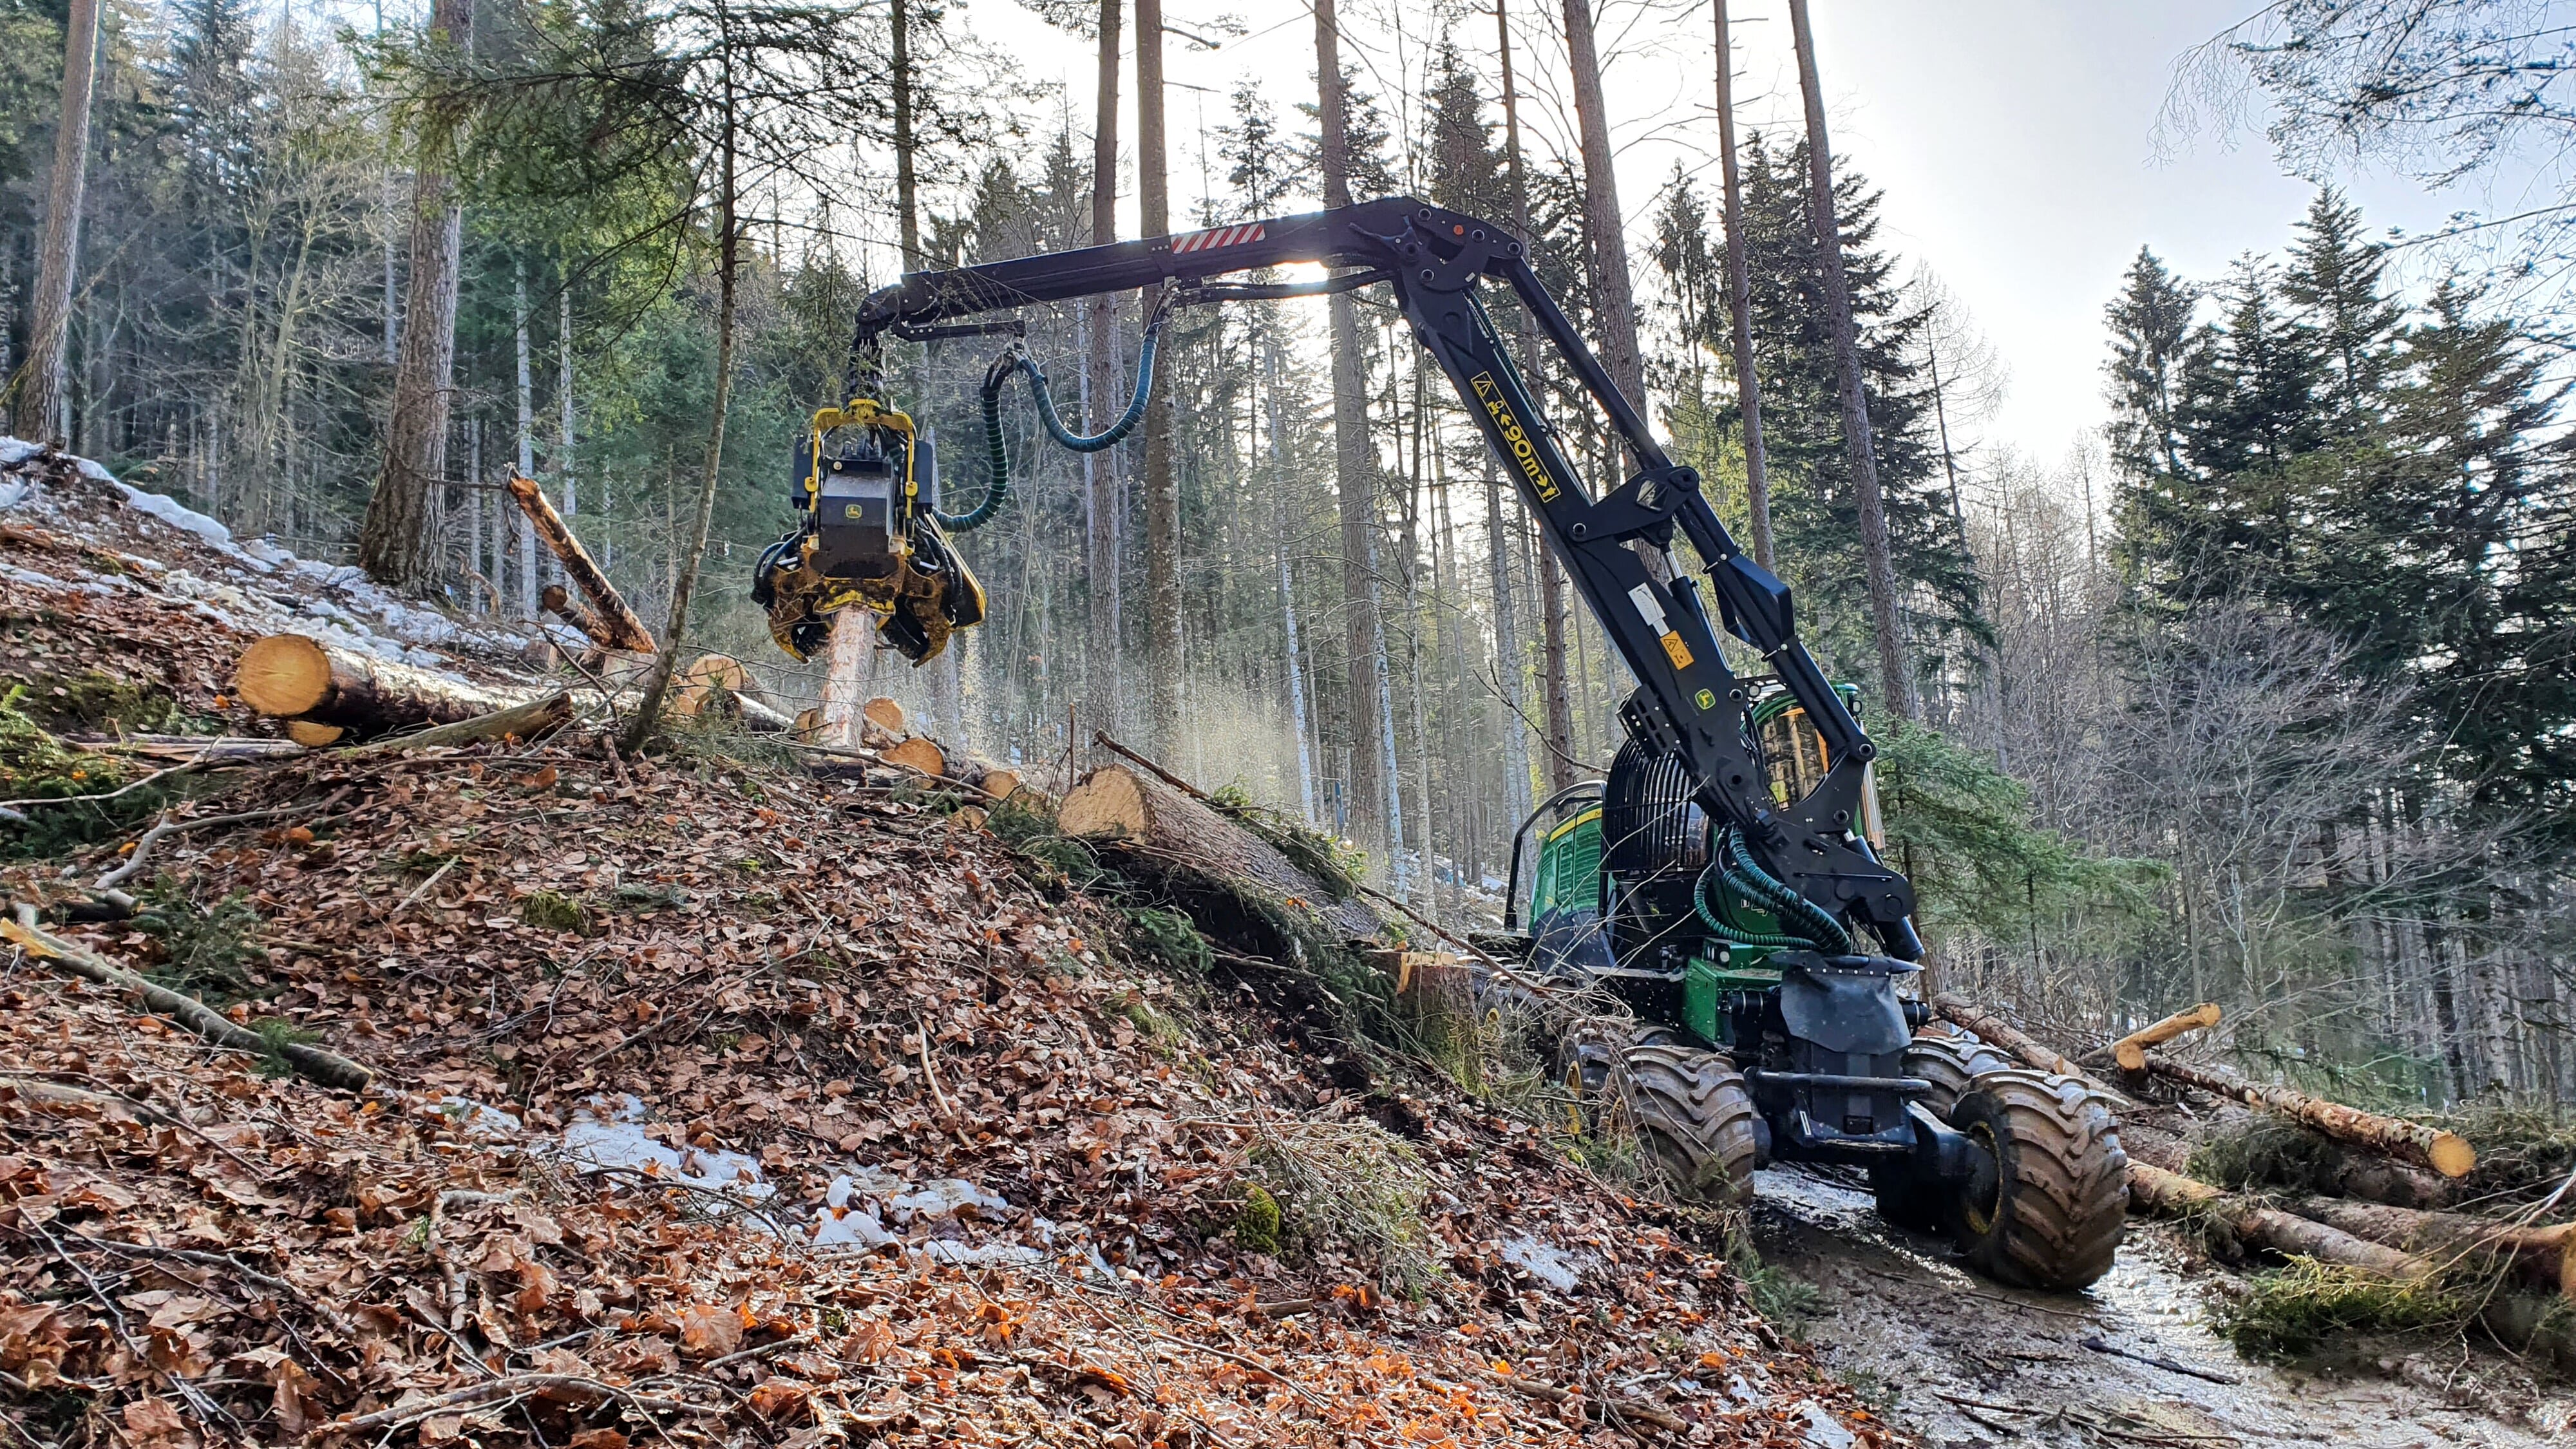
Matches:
[[2125, 1162, 2430, 1281], [356, 0, 471, 589], [1557, 0, 1643, 413], [1786, 0, 1915, 719], [2287, 1197, 2575, 1299], [1314, 0, 1390, 842], [1061, 762, 1382, 943], [507, 473, 655, 652], [233, 634, 531, 736], [1083, 0, 1122, 742], [1929, 992, 2111, 1090], [1135, 0, 1181, 760], [11, 0, 99, 444], [2141, 1052, 2476, 1179], [1712, 0, 1775, 571]]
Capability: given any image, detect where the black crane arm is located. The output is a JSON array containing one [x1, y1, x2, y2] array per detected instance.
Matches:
[[854, 196, 1919, 958]]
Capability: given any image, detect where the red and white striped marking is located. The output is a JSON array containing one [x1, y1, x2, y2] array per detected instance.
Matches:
[[1171, 222, 1267, 254]]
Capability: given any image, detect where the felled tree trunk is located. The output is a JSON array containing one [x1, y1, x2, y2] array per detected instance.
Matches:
[[2143, 1054, 2476, 1179], [2126, 1162, 2429, 1280], [1061, 763, 1381, 945], [506, 472, 655, 652], [1931, 992, 2125, 1099], [669, 654, 791, 732], [234, 634, 527, 737], [2289, 1196, 2575, 1298], [2111, 1001, 2221, 1071]]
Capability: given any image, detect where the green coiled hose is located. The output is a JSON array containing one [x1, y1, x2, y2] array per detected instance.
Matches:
[[940, 323, 1165, 533]]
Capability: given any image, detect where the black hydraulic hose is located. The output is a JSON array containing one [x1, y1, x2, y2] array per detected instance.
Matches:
[[940, 322, 1165, 533], [1718, 825, 1853, 955]]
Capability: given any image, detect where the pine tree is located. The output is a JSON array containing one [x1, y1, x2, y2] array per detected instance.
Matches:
[[2103, 246, 2197, 484], [2283, 186, 2402, 432]]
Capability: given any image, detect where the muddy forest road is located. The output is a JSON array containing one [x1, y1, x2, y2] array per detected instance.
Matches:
[[1752, 1168, 2571, 1449]]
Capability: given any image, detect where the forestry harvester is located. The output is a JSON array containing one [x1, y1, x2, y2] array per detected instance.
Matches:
[[753, 198, 2129, 1291]]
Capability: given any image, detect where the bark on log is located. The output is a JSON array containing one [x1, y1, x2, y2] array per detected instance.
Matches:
[[4, 906, 372, 1090], [235, 634, 528, 735], [2142, 1053, 2475, 1179], [342, 692, 572, 757], [2113, 1001, 2222, 1071], [2287, 1196, 2576, 1298], [1930, 991, 2127, 1101], [506, 473, 655, 652], [2125, 1162, 2430, 1280], [540, 583, 612, 650], [1061, 762, 1381, 943]]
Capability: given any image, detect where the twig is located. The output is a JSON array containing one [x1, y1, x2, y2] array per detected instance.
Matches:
[[97, 792, 339, 891], [0, 759, 204, 810], [395, 855, 462, 915], [2079, 1334, 2243, 1385], [1, 1073, 270, 1177], [1458, 1362, 1686, 1433], [64, 1231, 357, 1338], [319, 1374, 719, 1435], [5, 904, 374, 1090], [1092, 730, 1213, 802], [916, 1017, 956, 1118]]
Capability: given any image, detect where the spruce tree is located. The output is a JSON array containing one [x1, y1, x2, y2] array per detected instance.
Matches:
[[2103, 246, 2197, 484], [2282, 186, 2402, 432]]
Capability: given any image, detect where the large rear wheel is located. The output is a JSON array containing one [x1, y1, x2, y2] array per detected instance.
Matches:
[[1870, 1034, 2018, 1230], [1621, 1044, 1763, 1206], [1947, 1070, 2129, 1291]]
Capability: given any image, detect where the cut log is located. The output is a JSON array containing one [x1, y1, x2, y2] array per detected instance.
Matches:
[[668, 654, 792, 732], [284, 720, 345, 748], [815, 613, 873, 748], [343, 692, 572, 757], [2113, 1001, 2222, 1071], [506, 473, 655, 653], [2142, 1054, 2475, 1179], [1060, 762, 1380, 943], [2287, 1197, 2576, 1299], [980, 768, 1021, 800], [2126, 1162, 2430, 1281], [1930, 991, 2126, 1101], [792, 707, 828, 743], [540, 583, 612, 650], [882, 735, 945, 777], [234, 634, 529, 736], [863, 696, 908, 737]]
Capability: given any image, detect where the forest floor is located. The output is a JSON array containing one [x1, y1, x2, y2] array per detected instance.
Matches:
[[0, 442, 1882, 1448]]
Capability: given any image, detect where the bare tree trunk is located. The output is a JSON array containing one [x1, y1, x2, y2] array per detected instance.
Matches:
[[513, 258, 538, 618], [1495, 0, 1577, 789], [1786, 0, 1915, 719], [1083, 0, 1122, 750], [1557, 0, 1642, 411], [1316, 0, 1392, 846], [626, 59, 740, 753], [10, 0, 99, 444], [558, 284, 576, 533], [1712, 0, 1774, 571], [1135, 0, 1182, 759], [891, 0, 917, 267], [1484, 463, 1533, 826], [356, 0, 470, 588], [1266, 337, 1318, 823]]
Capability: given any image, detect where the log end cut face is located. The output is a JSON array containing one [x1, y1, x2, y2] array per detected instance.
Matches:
[[234, 633, 335, 716], [1058, 765, 1148, 840]]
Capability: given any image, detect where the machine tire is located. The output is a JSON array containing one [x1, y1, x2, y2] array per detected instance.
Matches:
[[1946, 1070, 2129, 1291], [1869, 1034, 2020, 1230], [1554, 1021, 1628, 1136], [1620, 1044, 1763, 1206]]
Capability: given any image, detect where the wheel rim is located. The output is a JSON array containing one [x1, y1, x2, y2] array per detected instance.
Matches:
[[1961, 1121, 2004, 1235]]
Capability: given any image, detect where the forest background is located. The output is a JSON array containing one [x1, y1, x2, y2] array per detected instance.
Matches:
[[1, 0, 2571, 1110]]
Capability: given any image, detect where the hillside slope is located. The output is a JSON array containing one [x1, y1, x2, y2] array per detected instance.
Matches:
[[0, 443, 1882, 1448]]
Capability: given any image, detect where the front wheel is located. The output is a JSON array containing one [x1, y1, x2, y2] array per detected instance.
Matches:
[[1947, 1070, 2129, 1291], [1871, 1034, 2019, 1230]]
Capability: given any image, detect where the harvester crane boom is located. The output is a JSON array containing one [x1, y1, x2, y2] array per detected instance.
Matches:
[[846, 196, 1920, 958]]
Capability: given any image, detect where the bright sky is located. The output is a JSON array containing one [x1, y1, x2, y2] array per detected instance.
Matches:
[[961, 0, 2467, 475]]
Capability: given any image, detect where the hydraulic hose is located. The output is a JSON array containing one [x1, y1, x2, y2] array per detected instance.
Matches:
[[940, 321, 1165, 533], [1693, 860, 1818, 951], [1715, 825, 1854, 956]]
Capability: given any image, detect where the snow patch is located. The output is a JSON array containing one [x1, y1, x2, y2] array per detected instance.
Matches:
[[554, 1093, 773, 1201], [1796, 1401, 1856, 1449], [437, 1097, 524, 1141], [1501, 1235, 1588, 1294], [113, 482, 235, 548]]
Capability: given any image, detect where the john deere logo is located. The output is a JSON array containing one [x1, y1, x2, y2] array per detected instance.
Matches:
[[844, 504, 866, 519], [1696, 688, 1717, 711]]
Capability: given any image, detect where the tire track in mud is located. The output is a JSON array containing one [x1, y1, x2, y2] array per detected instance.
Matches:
[[1751, 1167, 2572, 1448]]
